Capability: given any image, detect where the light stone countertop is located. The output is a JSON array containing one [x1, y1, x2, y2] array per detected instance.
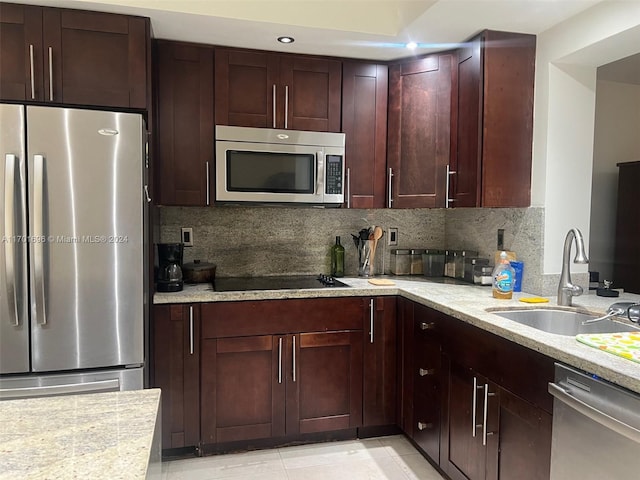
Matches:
[[154, 277, 640, 395], [0, 388, 161, 480]]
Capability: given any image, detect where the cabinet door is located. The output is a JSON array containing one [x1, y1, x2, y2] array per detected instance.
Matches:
[[488, 387, 552, 480], [444, 361, 488, 480], [288, 331, 362, 434], [0, 3, 43, 101], [452, 36, 482, 208], [481, 31, 535, 208], [42, 8, 147, 108], [215, 49, 279, 128], [153, 304, 200, 450], [341, 62, 388, 208], [387, 53, 453, 208], [201, 335, 285, 444], [280, 55, 342, 132], [155, 41, 213, 206], [398, 297, 415, 436], [363, 297, 397, 426]]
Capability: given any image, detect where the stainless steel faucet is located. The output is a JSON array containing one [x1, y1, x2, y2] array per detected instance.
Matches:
[[557, 228, 589, 306]]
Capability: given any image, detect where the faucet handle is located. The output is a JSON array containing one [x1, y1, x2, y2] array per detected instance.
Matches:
[[570, 284, 583, 296]]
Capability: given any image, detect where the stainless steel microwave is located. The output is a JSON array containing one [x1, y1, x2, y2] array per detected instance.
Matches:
[[215, 125, 345, 206]]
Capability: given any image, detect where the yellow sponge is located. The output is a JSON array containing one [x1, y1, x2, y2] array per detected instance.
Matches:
[[519, 297, 549, 304]]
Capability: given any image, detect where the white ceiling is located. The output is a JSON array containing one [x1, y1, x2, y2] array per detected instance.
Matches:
[[11, 0, 605, 60]]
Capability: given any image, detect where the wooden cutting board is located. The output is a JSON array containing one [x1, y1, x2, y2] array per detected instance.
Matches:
[[368, 279, 396, 286]]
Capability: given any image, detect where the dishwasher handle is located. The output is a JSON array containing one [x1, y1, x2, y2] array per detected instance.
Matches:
[[549, 382, 640, 444]]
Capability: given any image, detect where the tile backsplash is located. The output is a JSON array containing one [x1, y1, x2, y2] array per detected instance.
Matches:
[[159, 205, 563, 295]]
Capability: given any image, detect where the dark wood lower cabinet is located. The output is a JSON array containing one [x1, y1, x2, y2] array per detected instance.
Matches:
[[200, 335, 285, 444], [152, 304, 200, 450]]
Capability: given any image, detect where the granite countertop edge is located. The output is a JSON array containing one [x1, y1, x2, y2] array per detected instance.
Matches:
[[154, 277, 640, 395]]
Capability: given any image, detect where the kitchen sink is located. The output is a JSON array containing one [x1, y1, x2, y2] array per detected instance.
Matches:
[[488, 308, 640, 336]]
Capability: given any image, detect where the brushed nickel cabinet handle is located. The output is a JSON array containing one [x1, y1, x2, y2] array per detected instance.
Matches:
[[419, 368, 436, 377], [446, 165, 456, 207], [483, 383, 496, 446], [420, 322, 435, 330], [292, 335, 296, 382], [387, 167, 393, 208], [369, 298, 374, 343], [346, 167, 351, 208], [284, 85, 289, 129], [272, 84, 277, 128], [48, 47, 53, 101], [472, 377, 483, 437], [205, 161, 210, 205], [29, 45, 35, 100], [417, 421, 433, 431], [278, 337, 283, 384], [189, 306, 194, 355]]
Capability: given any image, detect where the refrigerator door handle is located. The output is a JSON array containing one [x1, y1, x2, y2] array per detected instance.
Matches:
[[33, 154, 47, 325], [0, 379, 120, 400], [4, 154, 18, 326]]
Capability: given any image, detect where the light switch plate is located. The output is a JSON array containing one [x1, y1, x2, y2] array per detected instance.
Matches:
[[181, 227, 194, 247]]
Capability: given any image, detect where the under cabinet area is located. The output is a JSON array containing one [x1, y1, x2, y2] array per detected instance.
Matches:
[[0, 2, 149, 108], [215, 48, 342, 132]]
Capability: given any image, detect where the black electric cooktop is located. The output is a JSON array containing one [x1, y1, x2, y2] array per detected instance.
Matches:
[[212, 275, 349, 292]]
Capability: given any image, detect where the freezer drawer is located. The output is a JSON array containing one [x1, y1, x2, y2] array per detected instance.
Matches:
[[0, 367, 143, 400]]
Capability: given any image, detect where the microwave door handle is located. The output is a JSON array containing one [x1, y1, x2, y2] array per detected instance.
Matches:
[[316, 152, 324, 196]]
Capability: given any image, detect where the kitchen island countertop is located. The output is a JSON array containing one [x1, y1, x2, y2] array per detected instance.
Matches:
[[154, 277, 640, 395], [0, 388, 161, 480]]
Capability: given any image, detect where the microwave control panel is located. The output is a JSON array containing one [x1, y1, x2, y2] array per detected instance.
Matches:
[[325, 155, 343, 195]]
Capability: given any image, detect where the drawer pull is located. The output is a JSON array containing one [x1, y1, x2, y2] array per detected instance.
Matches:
[[419, 368, 436, 376], [417, 421, 433, 431], [420, 322, 435, 330]]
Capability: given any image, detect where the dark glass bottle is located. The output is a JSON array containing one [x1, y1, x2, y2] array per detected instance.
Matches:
[[331, 236, 345, 277]]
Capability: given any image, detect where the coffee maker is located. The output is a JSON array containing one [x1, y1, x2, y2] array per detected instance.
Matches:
[[157, 243, 184, 292]]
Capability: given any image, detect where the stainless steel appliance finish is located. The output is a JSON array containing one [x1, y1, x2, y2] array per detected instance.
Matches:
[[549, 363, 640, 480], [1, 104, 147, 396], [215, 125, 345, 206]]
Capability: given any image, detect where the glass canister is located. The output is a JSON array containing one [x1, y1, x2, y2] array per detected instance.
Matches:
[[410, 249, 425, 275], [390, 249, 411, 275], [422, 249, 445, 277]]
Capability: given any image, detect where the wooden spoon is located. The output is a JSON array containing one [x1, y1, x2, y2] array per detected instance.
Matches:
[[369, 226, 384, 275]]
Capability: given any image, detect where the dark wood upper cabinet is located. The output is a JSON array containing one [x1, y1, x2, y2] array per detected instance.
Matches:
[[341, 62, 388, 209], [152, 304, 200, 450], [215, 48, 341, 132], [0, 3, 43, 101], [451, 30, 536, 208], [154, 40, 213, 206], [387, 53, 453, 208], [0, 3, 149, 109]]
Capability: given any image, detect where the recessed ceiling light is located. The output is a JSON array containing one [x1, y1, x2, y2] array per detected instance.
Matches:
[[277, 36, 295, 44], [406, 41, 418, 50]]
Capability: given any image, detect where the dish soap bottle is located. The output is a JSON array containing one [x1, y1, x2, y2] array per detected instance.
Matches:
[[331, 236, 345, 277], [492, 251, 515, 299]]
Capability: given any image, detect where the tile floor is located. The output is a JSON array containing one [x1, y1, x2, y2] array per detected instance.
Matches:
[[162, 435, 447, 480]]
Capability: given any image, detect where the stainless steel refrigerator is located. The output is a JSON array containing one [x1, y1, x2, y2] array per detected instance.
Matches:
[[0, 104, 148, 399]]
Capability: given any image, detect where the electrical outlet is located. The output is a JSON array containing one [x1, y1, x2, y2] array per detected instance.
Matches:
[[497, 229, 505, 250], [388, 227, 398, 246], [181, 227, 194, 247]]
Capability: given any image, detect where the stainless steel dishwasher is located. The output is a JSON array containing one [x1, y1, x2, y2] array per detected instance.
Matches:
[[548, 363, 640, 479]]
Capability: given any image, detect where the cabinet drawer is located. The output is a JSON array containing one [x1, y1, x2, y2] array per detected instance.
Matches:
[[202, 298, 364, 338]]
